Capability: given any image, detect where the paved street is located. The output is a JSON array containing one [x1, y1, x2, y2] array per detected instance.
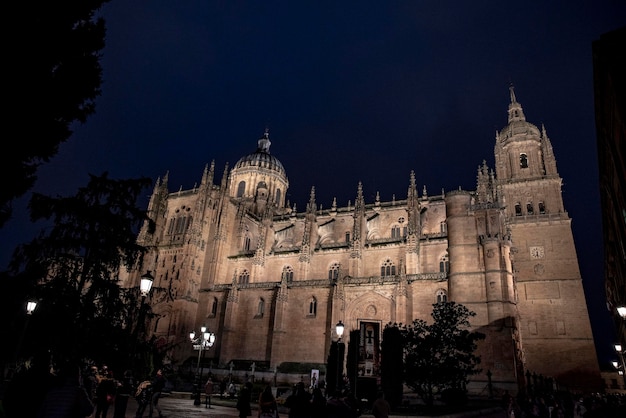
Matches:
[[120, 393, 507, 418]]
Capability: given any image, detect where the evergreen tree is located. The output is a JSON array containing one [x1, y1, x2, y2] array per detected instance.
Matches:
[[401, 302, 485, 407], [6, 173, 155, 370], [2, 1, 110, 227]]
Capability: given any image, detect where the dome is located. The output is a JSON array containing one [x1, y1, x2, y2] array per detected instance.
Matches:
[[233, 130, 287, 178]]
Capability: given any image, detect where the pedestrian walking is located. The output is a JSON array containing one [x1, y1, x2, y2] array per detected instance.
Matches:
[[148, 369, 166, 418], [258, 384, 279, 418], [236, 381, 254, 418]]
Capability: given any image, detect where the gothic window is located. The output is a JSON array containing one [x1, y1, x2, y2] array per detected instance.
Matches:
[[236, 181, 245, 198], [520, 153, 528, 168], [257, 298, 265, 317], [328, 263, 340, 281], [282, 265, 294, 283], [210, 297, 218, 316], [244, 235, 251, 251], [345, 232, 350, 243], [391, 226, 401, 239], [238, 270, 249, 285], [515, 203, 522, 216], [308, 297, 317, 316], [538, 202, 546, 214], [381, 259, 396, 277], [439, 255, 449, 275], [436, 289, 448, 303], [526, 202, 534, 215]]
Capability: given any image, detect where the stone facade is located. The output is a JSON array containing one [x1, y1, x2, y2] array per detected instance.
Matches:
[[122, 87, 601, 393]]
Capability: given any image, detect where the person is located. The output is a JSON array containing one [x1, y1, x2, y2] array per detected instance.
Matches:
[[236, 381, 254, 418], [310, 387, 327, 418], [285, 382, 311, 418], [94, 370, 117, 418], [113, 370, 136, 418], [204, 375, 215, 408], [229, 381, 237, 399], [148, 369, 166, 418], [36, 360, 94, 418], [134, 380, 152, 418], [84, 365, 101, 408], [258, 384, 279, 418], [371, 391, 390, 418]]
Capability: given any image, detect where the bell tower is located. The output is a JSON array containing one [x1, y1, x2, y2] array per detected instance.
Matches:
[[494, 86, 600, 389]]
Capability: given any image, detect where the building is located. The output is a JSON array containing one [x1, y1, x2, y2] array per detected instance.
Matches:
[[593, 26, 626, 379], [122, 87, 601, 394]]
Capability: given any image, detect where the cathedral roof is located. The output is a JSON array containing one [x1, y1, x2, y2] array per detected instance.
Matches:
[[233, 129, 287, 177]]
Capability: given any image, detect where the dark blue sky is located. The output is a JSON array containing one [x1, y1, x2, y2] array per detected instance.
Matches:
[[2, 1, 624, 366]]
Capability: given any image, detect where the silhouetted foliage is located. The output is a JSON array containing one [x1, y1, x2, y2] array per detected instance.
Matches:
[[401, 302, 485, 407], [381, 324, 404, 408], [1, 0, 110, 227], [6, 173, 154, 371]]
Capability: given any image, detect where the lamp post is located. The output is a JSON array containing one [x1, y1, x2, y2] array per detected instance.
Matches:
[[11, 300, 38, 377], [336, 320, 345, 393], [614, 343, 626, 387], [131, 271, 154, 373], [190, 326, 215, 406]]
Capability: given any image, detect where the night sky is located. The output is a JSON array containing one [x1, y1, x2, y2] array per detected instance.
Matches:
[[2, 1, 624, 366]]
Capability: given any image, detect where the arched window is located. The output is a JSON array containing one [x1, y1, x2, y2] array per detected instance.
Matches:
[[515, 203, 522, 216], [257, 298, 265, 316], [520, 153, 528, 168], [282, 266, 294, 283], [309, 297, 317, 316], [244, 235, 251, 251], [275, 189, 281, 205], [439, 255, 449, 275], [236, 181, 246, 198], [381, 259, 396, 277], [238, 270, 249, 285], [526, 202, 534, 215], [538, 202, 546, 214], [391, 226, 401, 239], [436, 289, 448, 303], [328, 262, 340, 281]]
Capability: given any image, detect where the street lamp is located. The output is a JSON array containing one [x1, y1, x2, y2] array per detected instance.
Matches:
[[26, 300, 38, 315], [140, 270, 155, 298], [335, 320, 345, 393], [190, 326, 215, 406], [617, 306, 626, 319]]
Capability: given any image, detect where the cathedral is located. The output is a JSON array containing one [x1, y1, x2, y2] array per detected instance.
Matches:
[[123, 87, 601, 394]]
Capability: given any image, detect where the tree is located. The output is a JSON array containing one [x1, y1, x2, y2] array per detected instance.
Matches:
[[4, 173, 155, 371], [1, 1, 110, 227], [381, 324, 404, 408], [401, 302, 485, 407]]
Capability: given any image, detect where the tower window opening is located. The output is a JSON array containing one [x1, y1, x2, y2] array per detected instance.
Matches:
[[236, 181, 246, 198], [527, 202, 534, 215], [538, 202, 546, 214], [520, 153, 528, 168], [515, 203, 522, 216]]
